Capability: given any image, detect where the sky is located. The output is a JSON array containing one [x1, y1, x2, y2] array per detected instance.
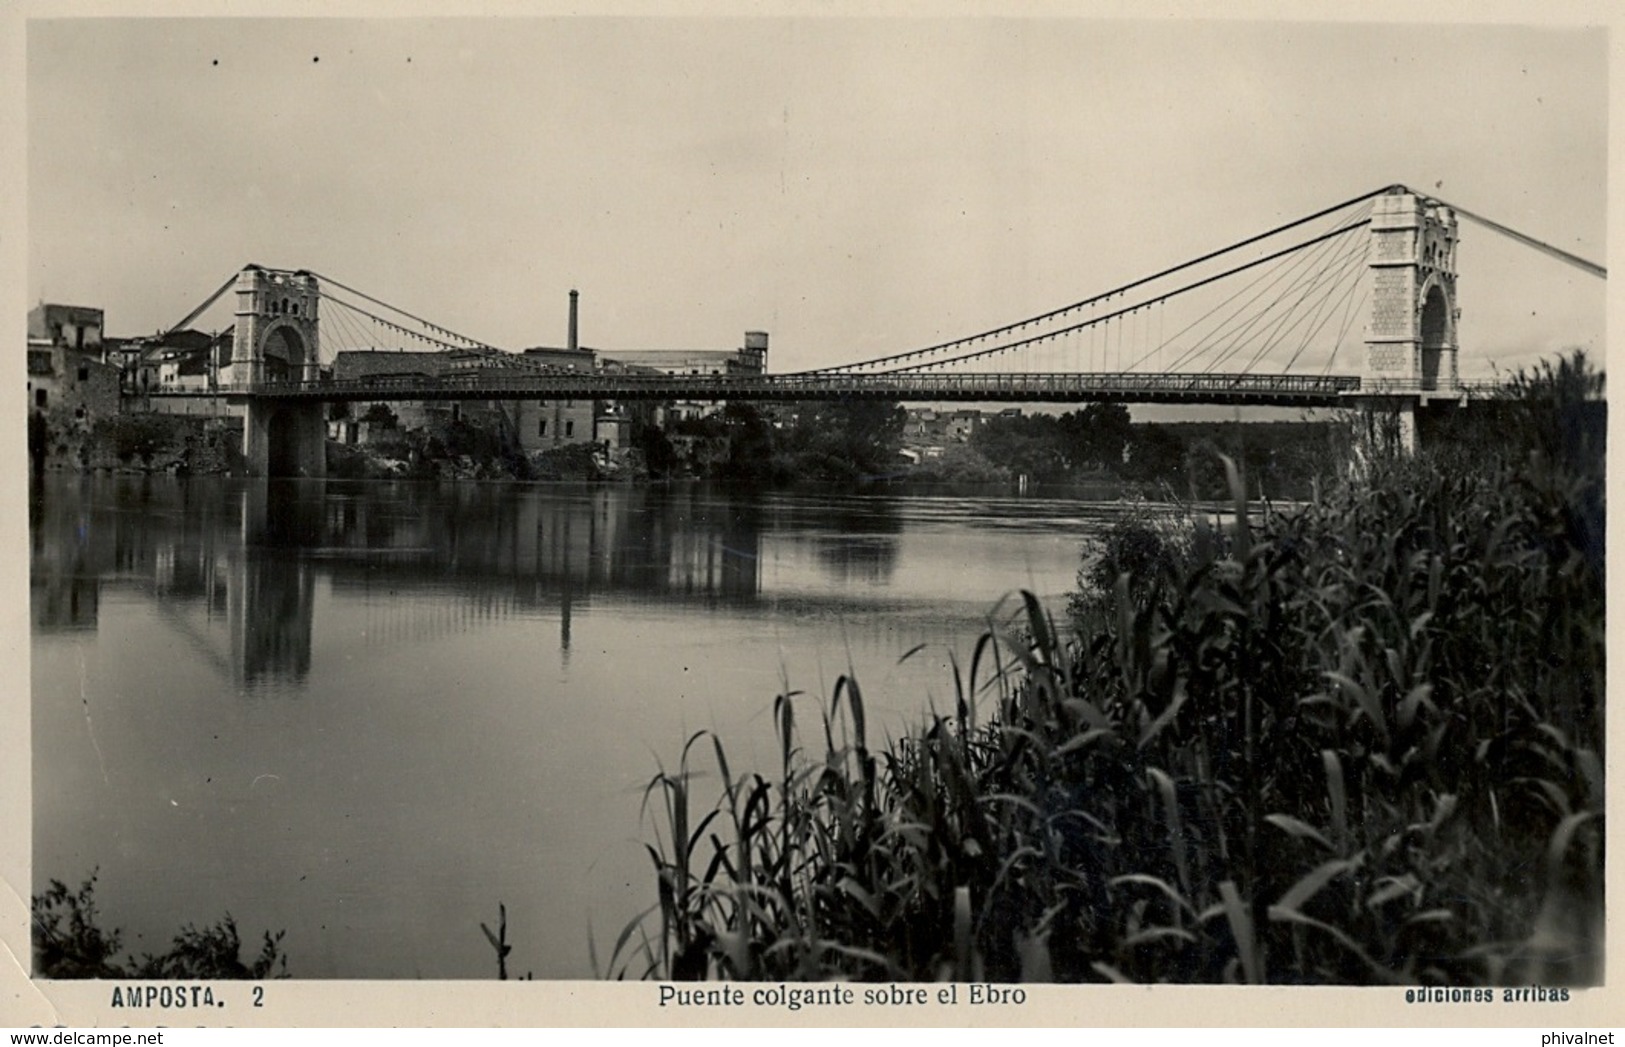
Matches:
[[24, 14, 1609, 382]]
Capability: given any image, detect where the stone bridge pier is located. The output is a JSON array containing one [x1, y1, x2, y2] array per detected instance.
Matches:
[[242, 400, 327, 478]]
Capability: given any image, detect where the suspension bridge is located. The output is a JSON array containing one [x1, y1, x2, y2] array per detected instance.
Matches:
[[139, 184, 1602, 476]]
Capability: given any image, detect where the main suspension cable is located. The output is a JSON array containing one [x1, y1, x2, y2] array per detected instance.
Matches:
[[1433, 197, 1605, 279], [163, 271, 240, 337]]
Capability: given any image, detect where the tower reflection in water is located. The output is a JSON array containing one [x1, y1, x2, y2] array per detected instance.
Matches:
[[30, 478, 796, 692]]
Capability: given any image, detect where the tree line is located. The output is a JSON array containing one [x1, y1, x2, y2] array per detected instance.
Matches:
[[643, 398, 1348, 497]]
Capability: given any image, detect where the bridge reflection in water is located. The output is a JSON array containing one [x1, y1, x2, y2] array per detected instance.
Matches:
[[29, 478, 919, 691], [32, 474, 1104, 978]]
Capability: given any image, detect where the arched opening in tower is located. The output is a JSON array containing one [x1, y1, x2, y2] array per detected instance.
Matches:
[[261, 325, 307, 384], [1419, 286, 1450, 391]]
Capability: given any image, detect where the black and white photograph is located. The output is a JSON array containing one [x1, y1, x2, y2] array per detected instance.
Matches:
[[4, 2, 1614, 1028]]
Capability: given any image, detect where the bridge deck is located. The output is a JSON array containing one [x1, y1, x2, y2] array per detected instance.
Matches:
[[143, 371, 1483, 408]]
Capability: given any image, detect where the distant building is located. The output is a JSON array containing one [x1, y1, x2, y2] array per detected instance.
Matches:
[[519, 394, 594, 451], [331, 349, 457, 434], [597, 331, 768, 378], [26, 305, 121, 468], [316, 322, 772, 452], [599, 331, 768, 421], [155, 346, 213, 392], [904, 407, 985, 447], [594, 411, 633, 452], [28, 303, 103, 356], [514, 345, 600, 453], [518, 346, 596, 371], [329, 348, 599, 453], [101, 336, 146, 379], [26, 303, 119, 420], [133, 329, 239, 418], [943, 409, 984, 442]]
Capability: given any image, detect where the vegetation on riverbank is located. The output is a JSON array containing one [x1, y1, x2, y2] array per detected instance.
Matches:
[[652, 401, 907, 485], [966, 403, 1346, 497], [33, 388, 1346, 496], [326, 414, 642, 482], [653, 400, 1346, 495], [28, 412, 247, 476], [32, 873, 287, 979], [611, 351, 1604, 984]]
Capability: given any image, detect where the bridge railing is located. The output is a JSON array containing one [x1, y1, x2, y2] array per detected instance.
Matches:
[[151, 370, 1520, 404], [209, 371, 1368, 395]]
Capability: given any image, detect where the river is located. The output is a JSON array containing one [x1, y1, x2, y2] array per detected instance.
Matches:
[[31, 475, 1131, 979]]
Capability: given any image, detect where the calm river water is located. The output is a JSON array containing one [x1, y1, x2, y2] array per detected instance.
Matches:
[[32, 475, 1129, 979]]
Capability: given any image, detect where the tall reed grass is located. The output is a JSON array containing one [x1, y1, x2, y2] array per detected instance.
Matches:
[[608, 352, 1604, 985]]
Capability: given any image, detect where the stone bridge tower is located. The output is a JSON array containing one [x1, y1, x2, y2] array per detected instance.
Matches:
[[229, 265, 327, 478], [228, 265, 321, 385], [1364, 190, 1460, 395], [1357, 190, 1462, 454]]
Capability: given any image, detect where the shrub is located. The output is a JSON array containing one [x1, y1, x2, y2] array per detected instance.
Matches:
[[1067, 499, 1197, 634], [907, 444, 1012, 484], [360, 402, 398, 428], [93, 414, 176, 465], [33, 873, 287, 980]]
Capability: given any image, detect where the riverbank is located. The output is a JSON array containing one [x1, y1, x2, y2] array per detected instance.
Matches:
[[31, 400, 1345, 504], [29, 412, 247, 476], [614, 352, 1606, 985]]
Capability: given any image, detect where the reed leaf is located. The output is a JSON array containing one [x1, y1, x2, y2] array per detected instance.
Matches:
[[953, 885, 973, 982], [1274, 857, 1359, 914], [1264, 814, 1334, 853], [1218, 880, 1262, 984]]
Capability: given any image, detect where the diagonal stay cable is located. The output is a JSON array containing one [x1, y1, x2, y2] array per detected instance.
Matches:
[[1278, 243, 1373, 375], [322, 298, 364, 353], [1200, 203, 1373, 373], [1322, 280, 1371, 375], [1202, 245, 1343, 375], [1120, 203, 1367, 374], [343, 301, 392, 355], [328, 298, 390, 357], [819, 184, 1404, 374], [328, 301, 377, 363], [1275, 235, 1373, 374], [324, 292, 558, 373], [1228, 230, 1372, 375], [1155, 237, 1328, 375], [309, 270, 502, 350], [1143, 204, 1370, 374], [882, 218, 1374, 376], [913, 218, 1333, 377], [1229, 236, 1371, 376], [1180, 211, 1362, 374], [1125, 245, 1311, 374], [320, 290, 499, 356]]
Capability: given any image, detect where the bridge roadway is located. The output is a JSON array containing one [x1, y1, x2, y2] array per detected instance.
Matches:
[[153, 370, 1483, 408]]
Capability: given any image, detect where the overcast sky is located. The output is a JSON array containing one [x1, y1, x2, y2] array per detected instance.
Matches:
[[26, 15, 1608, 378]]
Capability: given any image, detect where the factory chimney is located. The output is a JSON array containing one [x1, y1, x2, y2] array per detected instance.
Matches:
[[567, 290, 579, 353]]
